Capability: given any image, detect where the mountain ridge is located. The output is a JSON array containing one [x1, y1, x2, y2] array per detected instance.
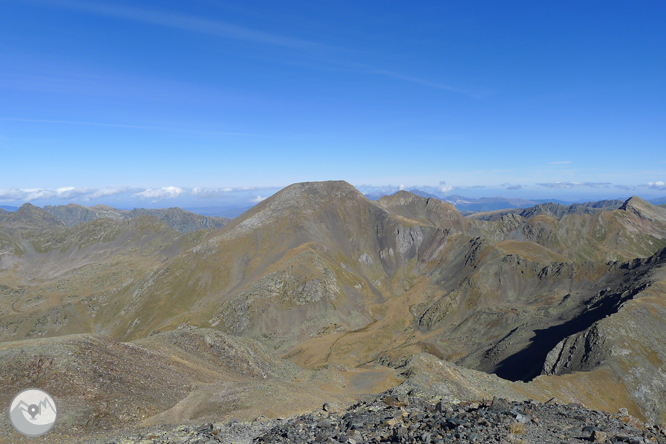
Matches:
[[40, 203, 228, 233], [2, 181, 666, 440]]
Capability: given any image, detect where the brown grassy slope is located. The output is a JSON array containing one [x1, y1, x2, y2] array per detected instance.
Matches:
[[0, 216, 210, 342], [3, 184, 666, 427], [471, 196, 666, 262], [0, 328, 401, 443]]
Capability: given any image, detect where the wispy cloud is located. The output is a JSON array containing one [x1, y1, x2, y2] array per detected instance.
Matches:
[[371, 70, 466, 95], [537, 182, 612, 189], [251, 195, 268, 203], [31, 1, 476, 97], [44, 0, 330, 53], [647, 181, 666, 191], [0, 117, 260, 136], [615, 185, 636, 191], [548, 161, 572, 165]]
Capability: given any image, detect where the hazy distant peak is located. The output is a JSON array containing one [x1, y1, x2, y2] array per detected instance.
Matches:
[[378, 190, 458, 214], [4, 203, 65, 226], [39, 203, 225, 233]]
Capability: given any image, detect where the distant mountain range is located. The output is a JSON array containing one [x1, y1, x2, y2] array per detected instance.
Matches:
[[0, 203, 228, 233], [364, 189, 666, 213], [467, 199, 628, 220], [2, 190, 664, 218]]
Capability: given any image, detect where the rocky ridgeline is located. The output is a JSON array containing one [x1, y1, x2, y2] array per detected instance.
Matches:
[[87, 396, 666, 444]]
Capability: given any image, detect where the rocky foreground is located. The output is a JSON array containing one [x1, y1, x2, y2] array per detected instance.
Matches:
[[83, 396, 666, 444]]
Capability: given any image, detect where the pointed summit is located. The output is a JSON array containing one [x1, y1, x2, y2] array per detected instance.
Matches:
[[619, 196, 666, 223], [5, 203, 64, 226]]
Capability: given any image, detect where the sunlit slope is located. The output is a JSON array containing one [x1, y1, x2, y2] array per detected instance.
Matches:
[[2, 183, 666, 430], [0, 213, 211, 342], [0, 328, 397, 442], [4, 185, 666, 373], [473, 196, 666, 262], [103, 181, 459, 349]]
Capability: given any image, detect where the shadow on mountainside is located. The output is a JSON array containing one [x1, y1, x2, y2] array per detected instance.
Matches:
[[493, 280, 651, 382]]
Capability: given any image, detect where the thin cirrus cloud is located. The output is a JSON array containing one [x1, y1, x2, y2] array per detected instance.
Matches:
[[36, 0, 471, 96], [0, 117, 261, 137], [500, 183, 522, 190], [548, 161, 572, 165], [45, 0, 331, 53]]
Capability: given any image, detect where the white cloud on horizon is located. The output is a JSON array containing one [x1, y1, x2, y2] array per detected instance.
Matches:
[[438, 181, 453, 193], [134, 186, 185, 199], [0, 186, 280, 203], [1, 181, 658, 207], [85, 187, 129, 200]]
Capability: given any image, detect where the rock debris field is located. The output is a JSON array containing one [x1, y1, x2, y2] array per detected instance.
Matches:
[[87, 395, 666, 444]]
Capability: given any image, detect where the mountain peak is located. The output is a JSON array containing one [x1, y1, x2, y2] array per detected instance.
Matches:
[[6, 203, 64, 226], [222, 180, 372, 237], [619, 196, 666, 222], [256, 180, 366, 210], [376, 190, 464, 229]]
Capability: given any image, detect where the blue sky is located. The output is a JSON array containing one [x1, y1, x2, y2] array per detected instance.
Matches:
[[1, 1, 665, 209]]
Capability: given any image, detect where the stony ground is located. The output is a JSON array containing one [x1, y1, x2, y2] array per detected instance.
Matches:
[[79, 396, 666, 444]]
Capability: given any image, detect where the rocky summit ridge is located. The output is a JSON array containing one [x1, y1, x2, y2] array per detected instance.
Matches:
[[1, 181, 666, 442]]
